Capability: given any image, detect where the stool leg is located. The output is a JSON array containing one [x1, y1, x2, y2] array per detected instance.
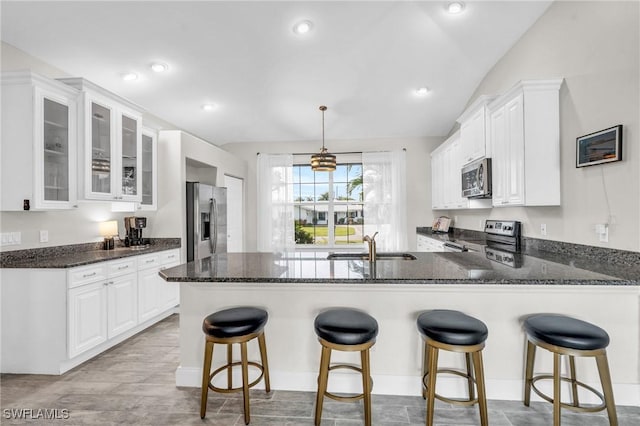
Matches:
[[465, 352, 475, 402], [258, 332, 271, 393], [553, 352, 561, 426], [421, 341, 430, 399], [361, 348, 372, 426], [524, 340, 536, 406], [227, 343, 234, 390], [569, 355, 579, 407], [426, 345, 439, 426], [240, 341, 250, 425], [314, 346, 331, 426], [472, 351, 488, 426], [595, 352, 618, 426], [200, 340, 214, 419]]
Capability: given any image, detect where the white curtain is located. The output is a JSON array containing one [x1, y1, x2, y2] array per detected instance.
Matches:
[[362, 150, 408, 252], [256, 153, 295, 252]]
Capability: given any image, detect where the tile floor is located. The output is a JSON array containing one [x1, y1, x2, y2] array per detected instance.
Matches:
[[1, 314, 638, 425]]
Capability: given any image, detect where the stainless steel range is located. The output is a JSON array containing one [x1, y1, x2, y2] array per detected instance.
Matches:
[[484, 220, 522, 268]]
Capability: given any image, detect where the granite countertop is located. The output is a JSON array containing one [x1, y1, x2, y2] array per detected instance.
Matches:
[[0, 238, 181, 269], [159, 246, 640, 286]]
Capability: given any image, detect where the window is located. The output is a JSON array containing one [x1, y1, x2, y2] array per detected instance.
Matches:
[[293, 160, 363, 247]]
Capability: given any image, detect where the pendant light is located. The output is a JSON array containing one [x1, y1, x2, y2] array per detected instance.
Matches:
[[310, 105, 336, 172]]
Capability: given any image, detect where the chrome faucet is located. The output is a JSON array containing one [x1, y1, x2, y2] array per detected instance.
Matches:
[[363, 232, 379, 262]]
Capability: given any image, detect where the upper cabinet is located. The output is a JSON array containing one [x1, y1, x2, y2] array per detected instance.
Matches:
[[139, 127, 158, 210], [456, 95, 497, 165], [1, 71, 79, 211], [58, 78, 143, 202], [488, 79, 563, 207], [431, 131, 468, 210]]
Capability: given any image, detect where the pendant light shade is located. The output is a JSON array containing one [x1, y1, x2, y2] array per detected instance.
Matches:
[[311, 105, 336, 172]]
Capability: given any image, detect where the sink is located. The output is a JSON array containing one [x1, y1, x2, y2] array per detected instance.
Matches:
[[327, 252, 417, 260]]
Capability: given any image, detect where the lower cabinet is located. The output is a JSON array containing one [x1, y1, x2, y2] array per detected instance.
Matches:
[[138, 249, 180, 323], [68, 281, 108, 359], [107, 273, 138, 339]]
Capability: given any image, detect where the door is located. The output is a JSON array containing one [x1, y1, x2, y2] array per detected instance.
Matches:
[[88, 98, 115, 199], [224, 175, 244, 252], [107, 273, 138, 338], [68, 281, 108, 358], [137, 267, 160, 323], [196, 183, 214, 259]]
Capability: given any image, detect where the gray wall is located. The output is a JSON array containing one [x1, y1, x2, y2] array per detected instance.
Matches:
[[222, 137, 443, 252], [448, 1, 639, 251]]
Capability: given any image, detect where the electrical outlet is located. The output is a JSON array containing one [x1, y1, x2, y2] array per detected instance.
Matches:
[[40, 230, 49, 243], [1, 232, 21, 246], [595, 224, 609, 243], [540, 224, 547, 236]]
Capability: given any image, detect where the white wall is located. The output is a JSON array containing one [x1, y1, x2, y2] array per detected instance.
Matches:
[[222, 137, 443, 252], [449, 1, 639, 252]]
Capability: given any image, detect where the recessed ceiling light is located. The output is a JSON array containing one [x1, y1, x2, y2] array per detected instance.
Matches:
[[415, 87, 430, 96], [447, 2, 465, 14], [151, 62, 168, 73], [201, 103, 217, 112], [122, 72, 138, 81], [293, 20, 313, 35]]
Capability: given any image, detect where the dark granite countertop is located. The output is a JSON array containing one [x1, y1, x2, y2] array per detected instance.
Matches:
[[0, 238, 181, 269], [159, 247, 639, 286]]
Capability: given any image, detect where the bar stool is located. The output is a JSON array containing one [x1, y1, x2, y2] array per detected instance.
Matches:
[[523, 314, 617, 425], [200, 307, 271, 425], [416, 310, 489, 426], [314, 308, 379, 426]]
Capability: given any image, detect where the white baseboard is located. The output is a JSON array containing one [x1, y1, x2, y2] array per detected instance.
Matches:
[[175, 366, 640, 406]]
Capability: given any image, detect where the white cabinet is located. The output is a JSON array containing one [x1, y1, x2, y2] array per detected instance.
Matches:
[[431, 131, 468, 210], [139, 127, 158, 210], [1, 71, 78, 211], [138, 249, 180, 323], [58, 78, 143, 202], [68, 280, 108, 358], [67, 258, 138, 358], [488, 79, 563, 207], [416, 234, 445, 252], [457, 95, 496, 165]]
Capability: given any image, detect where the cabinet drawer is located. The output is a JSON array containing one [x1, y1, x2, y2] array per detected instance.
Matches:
[[137, 253, 160, 270], [107, 258, 137, 277], [158, 249, 180, 265], [68, 264, 108, 289]]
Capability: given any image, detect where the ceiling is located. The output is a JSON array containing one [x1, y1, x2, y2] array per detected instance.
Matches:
[[1, 1, 552, 145]]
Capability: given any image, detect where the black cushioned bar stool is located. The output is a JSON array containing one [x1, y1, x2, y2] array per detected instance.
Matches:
[[200, 307, 271, 425], [416, 310, 489, 426], [523, 314, 617, 426], [314, 308, 379, 426]]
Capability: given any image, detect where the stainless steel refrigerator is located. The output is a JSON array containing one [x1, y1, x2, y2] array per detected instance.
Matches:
[[186, 182, 227, 261]]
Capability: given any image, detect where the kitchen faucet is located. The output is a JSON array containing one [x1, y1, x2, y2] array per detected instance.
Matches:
[[363, 232, 379, 262]]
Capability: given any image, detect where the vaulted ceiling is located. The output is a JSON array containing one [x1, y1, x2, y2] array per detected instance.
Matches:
[[1, 1, 552, 145]]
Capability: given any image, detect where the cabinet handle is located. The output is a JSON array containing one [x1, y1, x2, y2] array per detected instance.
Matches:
[[502, 201, 508, 204], [167, 255, 175, 259], [103, 282, 108, 286], [83, 272, 97, 278], [117, 265, 129, 270], [145, 259, 155, 264]]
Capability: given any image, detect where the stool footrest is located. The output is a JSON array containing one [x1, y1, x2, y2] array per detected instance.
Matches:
[[530, 374, 606, 413], [208, 361, 265, 394], [320, 363, 373, 403], [422, 368, 479, 407]]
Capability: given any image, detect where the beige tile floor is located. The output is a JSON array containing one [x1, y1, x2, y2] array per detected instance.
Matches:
[[1, 314, 638, 425]]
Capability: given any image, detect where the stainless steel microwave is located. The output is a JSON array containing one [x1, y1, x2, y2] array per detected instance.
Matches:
[[461, 158, 491, 198]]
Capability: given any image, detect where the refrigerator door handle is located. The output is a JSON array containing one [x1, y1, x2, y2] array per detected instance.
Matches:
[[212, 198, 218, 253], [209, 198, 215, 254]]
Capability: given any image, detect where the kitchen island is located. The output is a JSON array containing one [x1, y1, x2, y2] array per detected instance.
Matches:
[[160, 248, 640, 405]]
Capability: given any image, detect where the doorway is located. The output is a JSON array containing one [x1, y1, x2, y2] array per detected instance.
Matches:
[[224, 174, 244, 252]]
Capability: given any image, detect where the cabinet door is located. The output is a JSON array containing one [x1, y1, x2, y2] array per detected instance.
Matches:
[[118, 110, 142, 201], [87, 98, 116, 199], [107, 273, 138, 338], [139, 128, 157, 210], [447, 137, 468, 209], [503, 94, 525, 205], [490, 106, 507, 206], [138, 268, 160, 323], [460, 108, 486, 165], [159, 261, 180, 311], [35, 87, 77, 209], [431, 151, 444, 210], [68, 281, 107, 358]]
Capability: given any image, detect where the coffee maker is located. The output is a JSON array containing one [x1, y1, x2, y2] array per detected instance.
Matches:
[[124, 216, 147, 246]]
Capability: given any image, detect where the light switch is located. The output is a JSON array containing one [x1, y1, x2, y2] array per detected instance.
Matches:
[[40, 230, 49, 243]]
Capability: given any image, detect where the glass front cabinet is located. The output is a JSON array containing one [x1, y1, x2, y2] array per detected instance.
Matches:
[[1, 71, 78, 211], [59, 78, 142, 202], [139, 128, 158, 210]]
